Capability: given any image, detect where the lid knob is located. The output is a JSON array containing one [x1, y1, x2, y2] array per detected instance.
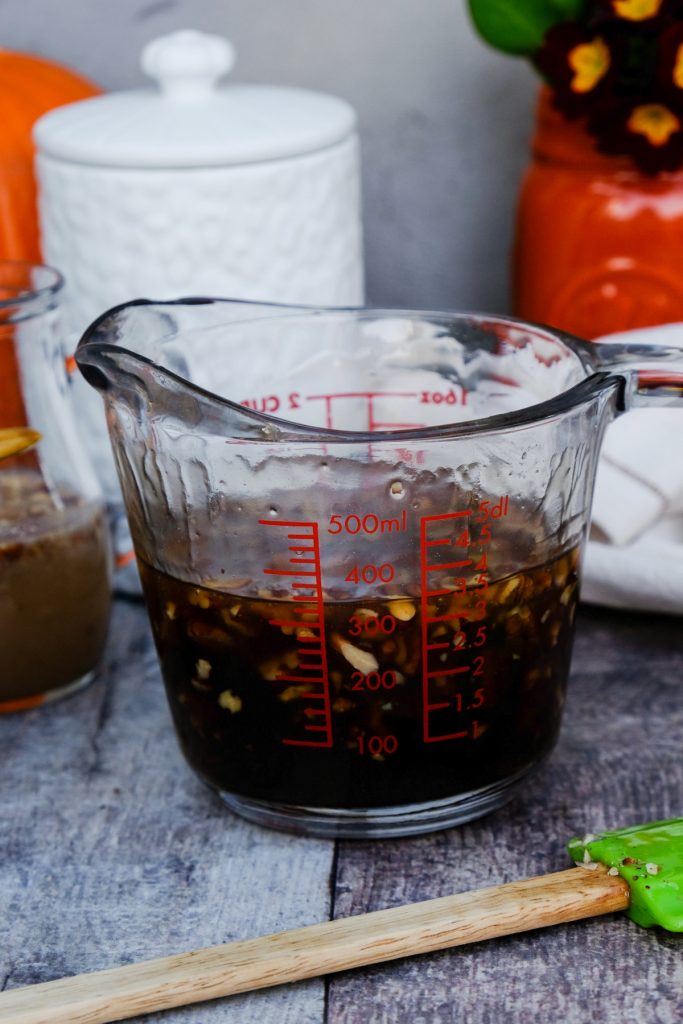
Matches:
[[141, 30, 235, 100]]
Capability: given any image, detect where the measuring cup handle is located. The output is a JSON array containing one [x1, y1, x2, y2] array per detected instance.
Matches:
[[586, 340, 683, 410]]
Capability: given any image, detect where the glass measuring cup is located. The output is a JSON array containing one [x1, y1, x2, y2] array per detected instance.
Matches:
[[76, 301, 683, 837]]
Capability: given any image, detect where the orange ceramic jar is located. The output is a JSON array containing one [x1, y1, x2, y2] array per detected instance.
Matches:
[[513, 88, 683, 339]]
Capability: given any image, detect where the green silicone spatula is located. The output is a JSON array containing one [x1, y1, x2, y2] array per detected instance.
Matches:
[[0, 818, 680, 1024]]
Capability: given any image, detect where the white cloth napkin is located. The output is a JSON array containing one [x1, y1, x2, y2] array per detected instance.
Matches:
[[583, 323, 683, 614]]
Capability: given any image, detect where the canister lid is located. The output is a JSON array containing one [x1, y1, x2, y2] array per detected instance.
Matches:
[[33, 30, 357, 168]]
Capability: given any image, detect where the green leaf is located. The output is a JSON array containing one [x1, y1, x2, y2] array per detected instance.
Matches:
[[549, 0, 587, 17], [467, 0, 570, 55]]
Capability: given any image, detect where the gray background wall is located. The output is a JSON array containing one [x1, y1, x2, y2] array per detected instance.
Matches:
[[3, 0, 537, 312]]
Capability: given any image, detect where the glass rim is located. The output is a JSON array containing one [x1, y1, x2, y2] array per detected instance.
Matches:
[[77, 299, 623, 443], [0, 260, 64, 310]]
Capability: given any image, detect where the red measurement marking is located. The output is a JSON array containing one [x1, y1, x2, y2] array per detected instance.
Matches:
[[305, 391, 421, 431], [420, 512, 479, 744], [426, 666, 470, 679], [424, 511, 472, 523], [260, 519, 333, 748]]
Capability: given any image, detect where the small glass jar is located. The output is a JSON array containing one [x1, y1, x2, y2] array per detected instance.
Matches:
[[0, 261, 112, 712]]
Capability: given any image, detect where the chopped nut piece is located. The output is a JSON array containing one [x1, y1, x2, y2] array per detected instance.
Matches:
[[331, 633, 379, 674], [353, 608, 377, 621], [279, 685, 310, 702], [499, 577, 522, 602], [218, 690, 242, 713], [188, 621, 230, 643], [195, 658, 211, 680], [388, 599, 416, 621], [554, 562, 569, 588], [259, 651, 299, 681], [646, 862, 661, 875], [333, 696, 354, 712]]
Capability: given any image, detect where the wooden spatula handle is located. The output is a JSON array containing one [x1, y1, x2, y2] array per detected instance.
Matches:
[[0, 866, 629, 1024]]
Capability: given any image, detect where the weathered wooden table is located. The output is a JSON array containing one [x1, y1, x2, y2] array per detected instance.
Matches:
[[1, 600, 681, 1022]]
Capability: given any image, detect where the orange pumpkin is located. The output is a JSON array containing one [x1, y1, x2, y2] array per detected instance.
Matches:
[[0, 48, 100, 261], [0, 50, 99, 430]]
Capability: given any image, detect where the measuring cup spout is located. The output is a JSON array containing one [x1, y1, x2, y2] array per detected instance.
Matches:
[[76, 297, 313, 396], [75, 296, 334, 445]]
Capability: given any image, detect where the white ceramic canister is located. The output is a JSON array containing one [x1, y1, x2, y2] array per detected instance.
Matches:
[[33, 30, 364, 584], [34, 30, 364, 322]]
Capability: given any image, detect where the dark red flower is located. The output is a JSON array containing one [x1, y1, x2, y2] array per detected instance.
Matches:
[[535, 23, 616, 117], [657, 19, 683, 104], [607, 0, 661, 20], [590, 95, 683, 170]]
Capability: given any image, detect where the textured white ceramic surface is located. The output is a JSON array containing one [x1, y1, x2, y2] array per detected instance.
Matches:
[[37, 135, 363, 340]]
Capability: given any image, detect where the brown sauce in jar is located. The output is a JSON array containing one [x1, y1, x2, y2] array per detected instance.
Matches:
[[0, 471, 112, 708]]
